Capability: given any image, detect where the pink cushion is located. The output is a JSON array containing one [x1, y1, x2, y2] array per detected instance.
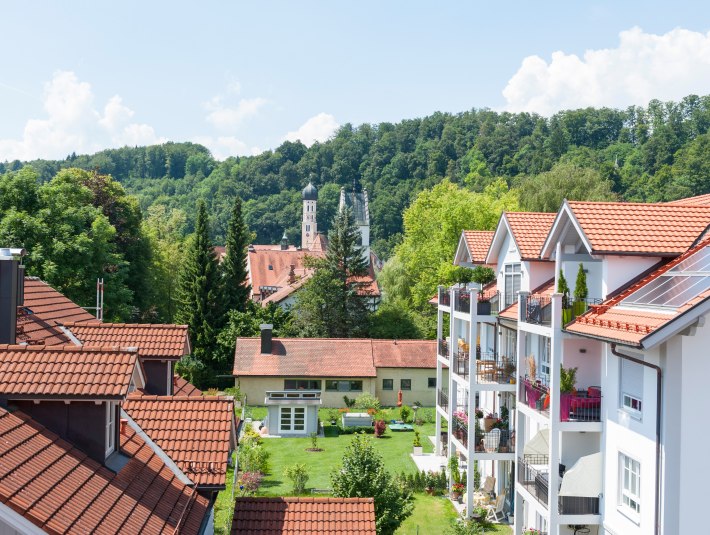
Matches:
[[587, 387, 601, 398]]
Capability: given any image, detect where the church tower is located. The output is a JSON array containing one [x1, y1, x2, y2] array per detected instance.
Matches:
[[339, 185, 370, 266], [301, 182, 318, 249]]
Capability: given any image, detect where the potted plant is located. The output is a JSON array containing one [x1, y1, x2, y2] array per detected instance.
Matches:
[[483, 412, 497, 432], [560, 365, 578, 421], [477, 295, 492, 315], [451, 482, 465, 501], [413, 431, 423, 455], [558, 268, 572, 324], [573, 262, 589, 317]]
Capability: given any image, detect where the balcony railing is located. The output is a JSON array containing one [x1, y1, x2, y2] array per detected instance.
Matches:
[[478, 290, 500, 316], [561, 388, 602, 422], [438, 286, 451, 307], [477, 352, 516, 384], [559, 496, 600, 515], [519, 376, 550, 415], [520, 294, 552, 325], [518, 457, 549, 507], [454, 289, 470, 313], [451, 417, 468, 448], [562, 297, 602, 325], [437, 389, 449, 412], [452, 352, 470, 379], [474, 427, 515, 454], [438, 338, 449, 358]]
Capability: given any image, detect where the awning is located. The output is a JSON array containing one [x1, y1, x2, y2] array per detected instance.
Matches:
[[523, 428, 549, 458], [559, 452, 603, 497]]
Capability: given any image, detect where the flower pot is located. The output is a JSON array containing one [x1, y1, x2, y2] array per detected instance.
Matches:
[[425, 487, 434, 495], [413, 446, 423, 456], [483, 417, 496, 432], [451, 491, 462, 501], [477, 301, 492, 315]]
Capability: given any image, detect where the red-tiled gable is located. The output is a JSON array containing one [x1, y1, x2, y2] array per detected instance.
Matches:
[[231, 497, 376, 535], [233, 338, 377, 377], [18, 277, 98, 345], [64, 323, 190, 359], [566, 238, 710, 346], [372, 340, 436, 368], [566, 201, 710, 256], [0, 345, 136, 399], [248, 246, 324, 299], [123, 395, 235, 488], [505, 212, 557, 260], [666, 193, 710, 206], [463, 230, 495, 263], [173, 374, 203, 396], [0, 408, 209, 534], [499, 277, 555, 321]]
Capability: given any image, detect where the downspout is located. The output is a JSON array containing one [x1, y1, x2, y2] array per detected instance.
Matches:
[[611, 343, 662, 535]]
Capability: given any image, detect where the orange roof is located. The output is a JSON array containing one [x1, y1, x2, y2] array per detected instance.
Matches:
[[566, 201, 710, 256], [234, 338, 378, 377], [566, 238, 710, 346], [173, 374, 203, 396], [123, 395, 236, 488], [248, 245, 323, 299], [0, 408, 209, 534], [372, 340, 436, 368], [0, 345, 136, 399], [462, 230, 495, 263], [666, 193, 710, 206], [504, 212, 557, 260], [64, 322, 190, 359], [231, 497, 376, 535], [499, 277, 555, 321]]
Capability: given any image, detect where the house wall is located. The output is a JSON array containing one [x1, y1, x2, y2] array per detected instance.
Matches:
[[375, 367, 440, 407], [143, 360, 172, 395], [236, 376, 376, 408], [562, 337, 602, 389], [525, 260, 554, 292], [601, 256, 660, 299]]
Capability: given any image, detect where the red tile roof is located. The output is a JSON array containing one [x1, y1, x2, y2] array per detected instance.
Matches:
[[498, 277, 555, 321], [0, 345, 137, 399], [566, 238, 710, 346], [0, 407, 209, 534], [666, 193, 710, 206], [18, 277, 98, 345], [504, 212, 557, 260], [231, 497, 376, 535], [372, 340, 436, 368], [64, 323, 190, 360], [234, 338, 378, 377], [173, 374, 203, 396], [248, 246, 323, 299], [462, 230, 495, 263], [566, 201, 710, 256], [123, 395, 236, 488]]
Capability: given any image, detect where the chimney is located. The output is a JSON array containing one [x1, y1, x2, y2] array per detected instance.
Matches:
[[120, 418, 128, 436], [288, 264, 296, 284], [0, 248, 26, 345], [260, 324, 273, 354]]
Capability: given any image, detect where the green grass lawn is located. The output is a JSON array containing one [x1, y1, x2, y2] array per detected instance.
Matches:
[[395, 493, 458, 534], [214, 456, 237, 535]]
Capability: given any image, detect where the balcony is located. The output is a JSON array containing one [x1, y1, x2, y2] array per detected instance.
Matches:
[[452, 352, 469, 379], [519, 376, 550, 416], [518, 457, 549, 507], [477, 352, 516, 384], [451, 414, 468, 448], [474, 427, 515, 454], [477, 290, 500, 316], [454, 289, 470, 313], [437, 389, 449, 412], [438, 286, 451, 308], [562, 297, 601, 325], [520, 378, 602, 422], [438, 338, 449, 358], [520, 294, 552, 326], [559, 496, 600, 515]]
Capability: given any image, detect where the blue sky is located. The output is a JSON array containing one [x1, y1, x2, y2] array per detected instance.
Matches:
[[2, 1, 710, 160]]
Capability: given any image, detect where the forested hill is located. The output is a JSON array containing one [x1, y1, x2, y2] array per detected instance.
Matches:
[[6, 94, 710, 258]]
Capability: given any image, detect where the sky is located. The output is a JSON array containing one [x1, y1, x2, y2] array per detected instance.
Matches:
[[1, 1, 710, 161]]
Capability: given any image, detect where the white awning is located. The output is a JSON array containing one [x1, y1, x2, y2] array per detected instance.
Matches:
[[523, 428, 549, 458], [559, 452, 603, 497]]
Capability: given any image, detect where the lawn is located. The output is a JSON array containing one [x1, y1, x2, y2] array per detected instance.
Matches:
[[214, 454, 237, 535], [395, 493, 458, 534]]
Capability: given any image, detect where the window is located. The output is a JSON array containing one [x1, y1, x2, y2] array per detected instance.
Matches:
[[540, 337, 551, 382], [284, 379, 321, 390], [306, 224, 311, 231], [504, 263, 522, 307], [620, 359, 643, 418], [428, 377, 436, 388], [325, 380, 363, 392], [503, 328, 517, 358], [105, 402, 116, 457], [280, 407, 306, 433], [620, 454, 641, 516], [401, 379, 412, 391], [382, 379, 393, 390]]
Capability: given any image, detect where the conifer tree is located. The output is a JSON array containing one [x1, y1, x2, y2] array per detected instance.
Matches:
[[574, 262, 588, 300], [557, 268, 570, 306], [220, 196, 252, 318], [175, 200, 221, 377]]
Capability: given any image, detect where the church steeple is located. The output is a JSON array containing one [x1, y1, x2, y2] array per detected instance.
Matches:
[[301, 180, 318, 249]]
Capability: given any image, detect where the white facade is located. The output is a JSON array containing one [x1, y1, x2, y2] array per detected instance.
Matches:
[[302, 197, 317, 250]]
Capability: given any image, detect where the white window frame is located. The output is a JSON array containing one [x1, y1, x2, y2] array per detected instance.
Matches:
[[503, 263, 521, 308], [279, 406, 306, 434], [619, 453, 641, 520], [540, 337, 551, 382], [105, 402, 116, 457], [622, 392, 643, 417], [167, 362, 172, 394]]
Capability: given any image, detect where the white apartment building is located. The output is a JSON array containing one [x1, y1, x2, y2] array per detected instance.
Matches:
[[436, 197, 710, 535]]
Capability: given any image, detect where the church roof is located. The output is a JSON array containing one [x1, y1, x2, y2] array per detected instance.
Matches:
[[302, 182, 318, 201]]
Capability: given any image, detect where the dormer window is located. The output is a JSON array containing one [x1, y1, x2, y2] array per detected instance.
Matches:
[[504, 263, 521, 308], [106, 402, 116, 457]]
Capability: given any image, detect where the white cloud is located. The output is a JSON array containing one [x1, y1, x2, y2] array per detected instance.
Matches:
[[192, 135, 261, 160], [503, 27, 710, 115], [0, 70, 163, 160], [283, 112, 339, 146], [204, 96, 267, 130]]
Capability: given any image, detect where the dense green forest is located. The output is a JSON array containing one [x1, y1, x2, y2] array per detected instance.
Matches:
[[4, 94, 709, 260]]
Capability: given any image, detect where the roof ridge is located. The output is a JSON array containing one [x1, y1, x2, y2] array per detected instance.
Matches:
[[0, 344, 139, 354], [63, 322, 188, 329]]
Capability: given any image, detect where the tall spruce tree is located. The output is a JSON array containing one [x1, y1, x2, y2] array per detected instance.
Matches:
[[291, 207, 371, 337], [175, 200, 221, 377], [220, 196, 251, 318]]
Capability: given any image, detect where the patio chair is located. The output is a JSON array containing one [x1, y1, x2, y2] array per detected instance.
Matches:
[[480, 476, 496, 494], [482, 428, 501, 453], [485, 492, 506, 522]]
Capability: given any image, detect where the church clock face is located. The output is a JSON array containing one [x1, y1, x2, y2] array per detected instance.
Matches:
[[306, 232, 310, 237]]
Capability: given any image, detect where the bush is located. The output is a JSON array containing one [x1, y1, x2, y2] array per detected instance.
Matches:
[[354, 393, 381, 412], [238, 439, 271, 474], [338, 425, 375, 435], [374, 420, 387, 437], [223, 386, 243, 402], [325, 408, 340, 423], [399, 405, 412, 423], [284, 463, 310, 494], [343, 395, 356, 408], [238, 471, 263, 494]]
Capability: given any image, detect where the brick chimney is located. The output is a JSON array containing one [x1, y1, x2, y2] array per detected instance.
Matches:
[[0, 248, 26, 345], [260, 324, 273, 354]]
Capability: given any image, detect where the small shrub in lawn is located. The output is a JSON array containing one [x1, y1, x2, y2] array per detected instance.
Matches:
[[238, 439, 270, 474], [400, 405, 412, 423], [374, 419, 387, 437], [354, 392, 381, 412], [326, 408, 340, 423], [283, 463, 310, 494], [307, 432, 322, 452], [238, 471, 263, 494], [338, 425, 374, 435]]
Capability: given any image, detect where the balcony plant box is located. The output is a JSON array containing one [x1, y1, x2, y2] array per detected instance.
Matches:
[[477, 300, 492, 315], [483, 416, 496, 432]]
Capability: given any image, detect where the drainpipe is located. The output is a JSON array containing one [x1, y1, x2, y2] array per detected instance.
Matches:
[[610, 343, 662, 535]]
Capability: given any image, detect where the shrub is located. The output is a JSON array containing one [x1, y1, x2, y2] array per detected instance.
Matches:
[[413, 431, 422, 448], [326, 408, 340, 423], [399, 405, 412, 423], [238, 471, 263, 494], [448, 455, 461, 485], [223, 386, 243, 402], [310, 432, 319, 450], [354, 393, 381, 412], [284, 463, 310, 494], [343, 395, 356, 408], [374, 419, 387, 437], [238, 439, 271, 474]]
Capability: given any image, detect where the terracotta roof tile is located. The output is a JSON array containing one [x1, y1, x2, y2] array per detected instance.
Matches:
[[233, 339, 377, 377], [0, 345, 137, 399], [462, 230, 495, 263], [173, 375, 203, 396], [64, 323, 190, 360], [248, 246, 324, 299], [504, 212, 557, 260], [0, 408, 209, 534], [231, 497, 376, 535], [665, 193, 710, 206], [123, 395, 235, 488], [567, 201, 710, 255], [372, 340, 436, 368]]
